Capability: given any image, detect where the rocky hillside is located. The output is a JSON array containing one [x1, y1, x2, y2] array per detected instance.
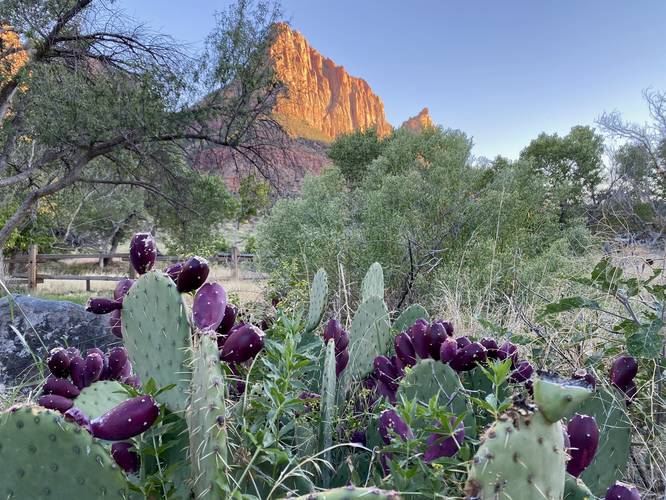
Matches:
[[401, 107, 434, 132]]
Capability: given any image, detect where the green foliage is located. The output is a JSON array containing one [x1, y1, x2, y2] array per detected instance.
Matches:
[[327, 127, 387, 185], [237, 174, 271, 223]]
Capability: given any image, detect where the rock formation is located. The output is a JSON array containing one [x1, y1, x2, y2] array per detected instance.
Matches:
[[401, 107, 434, 132]]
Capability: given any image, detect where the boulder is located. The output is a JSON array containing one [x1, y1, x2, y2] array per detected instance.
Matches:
[[0, 295, 120, 393]]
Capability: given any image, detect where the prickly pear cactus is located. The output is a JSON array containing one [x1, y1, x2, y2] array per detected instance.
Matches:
[[392, 304, 429, 333], [0, 405, 129, 498], [466, 409, 567, 500], [187, 332, 228, 499], [578, 387, 631, 497], [320, 340, 337, 486], [122, 271, 192, 413], [397, 359, 474, 434], [75, 380, 130, 420], [286, 485, 401, 499], [534, 373, 594, 423], [306, 268, 328, 333], [339, 296, 391, 397], [564, 473, 595, 500], [360, 262, 385, 303]]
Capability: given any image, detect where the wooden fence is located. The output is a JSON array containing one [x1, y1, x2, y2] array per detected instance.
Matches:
[[6, 245, 256, 292]]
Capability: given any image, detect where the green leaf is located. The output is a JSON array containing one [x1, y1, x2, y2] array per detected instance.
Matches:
[[542, 296, 601, 315], [626, 319, 664, 359]]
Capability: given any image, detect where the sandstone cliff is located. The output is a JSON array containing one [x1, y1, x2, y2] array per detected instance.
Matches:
[[401, 107, 434, 132], [270, 23, 392, 141]]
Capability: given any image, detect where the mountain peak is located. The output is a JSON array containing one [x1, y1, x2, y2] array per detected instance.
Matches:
[[401, 107, 435, 132], [269, 23, 392, 141]]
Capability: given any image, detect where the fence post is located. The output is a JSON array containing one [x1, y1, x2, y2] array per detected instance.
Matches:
[[28, 244, 38, 292], [231, 246, 240, 280]]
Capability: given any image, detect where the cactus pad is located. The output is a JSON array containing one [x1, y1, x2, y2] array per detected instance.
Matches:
[[534, 373, 594, 423], [0, 405, 128, 498], [361, 262, 385, 302], [122, 271, 192, 413], [320, 340, 337, 486], [339, 296, 391, 396], [187, 333, 228, 498], [392, 304, 429, 333], [306, 268, 328, 333], [578, 387, 631, 497], [564, 473, 594, 500], [75, 380, 130, 420], [287, 486, 401, 499], [466, 409, 567, 500], [397, 359, 474, 434]]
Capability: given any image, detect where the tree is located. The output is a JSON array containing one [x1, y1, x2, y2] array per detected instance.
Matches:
[[237, 173, 270, 225], [0, 0, 286, 265], [327, 127, 387, 185]]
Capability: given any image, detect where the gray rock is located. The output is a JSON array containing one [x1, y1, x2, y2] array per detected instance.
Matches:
[[0, 295, 120, 393]]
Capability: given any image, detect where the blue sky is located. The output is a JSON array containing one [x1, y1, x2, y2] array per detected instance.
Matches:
[[117, 0, 666, 159]]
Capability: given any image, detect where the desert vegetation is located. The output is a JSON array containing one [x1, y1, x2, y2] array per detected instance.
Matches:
[[0, 0, 664, 499]]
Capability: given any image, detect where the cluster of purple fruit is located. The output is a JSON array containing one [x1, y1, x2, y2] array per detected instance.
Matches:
[[378, 409, 464, 465], [365, 319, 534, 402], [323, 319, 350, 377], [610, 355, 639, 403], [39, 345, 139, 413]]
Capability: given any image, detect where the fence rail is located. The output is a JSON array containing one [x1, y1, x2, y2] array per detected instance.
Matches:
[[6, 245, 256, 291]]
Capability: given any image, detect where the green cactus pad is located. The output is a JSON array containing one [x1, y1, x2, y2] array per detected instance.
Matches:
[[397, 359, 474, 434], [361, 262, 385, 303], [286, 486, 401, 499], [75, 381, 130, 420], [320, 340, 337, 486], [466, 410, 567, 500], [534, 374, 594, 423], [187, 333, 228, 499], [306, 268, 328, 333], [564, 473, 595, 499], [339, 296, 391, 398], [122, 271, 192, 413], [392, 304, 429, 333], [0, 405, 129, 499], [578, 387, 631, 497]]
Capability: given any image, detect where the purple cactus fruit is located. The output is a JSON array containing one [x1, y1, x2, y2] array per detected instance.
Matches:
[[108, 347, 129, 380], [83, 352, 104, 387], [323, 318, 342, 344], [111, 442, 140, 474], [164, 261, 184, 282], [192, 283, 228, 331], [428, 322, 448, 360], [336, 349, 350, 377], [109, 309, 123, 338], [216, 304, 238, 336], [449, 342, 487, 372], [480, 337, 499, 359], [391, 354, 406, 374], [566, 414, 599, 477], [38, 394, 73, 413], [610, 356, 638, 389], [604, 481, 641, 500], [394, 332, 416, 367], [43, 376, 80, 398], [510, 360, 534, 383], [373, 355, 400, 390], [176, 256, 210, 293], [113, 278, 135, 301], [376, 379, 397, 403], [436, 320, 454, 337], [378, 409, 413, 444], [123, 374, 141, 389], [69, 355, 86, 389], [350, 429, 367, 447], [86, 298, 122, 315], [219, 324, 265, 363], [91, 395, 160, 440], [456, 336, 471, 349], [439, 337, 458, 363], [572, 368, 597, 389], [47, 348, 71, 378], [424, 418, 465, 462], [87, 347, 105, 357], [497, 341, 518, 366], [65, 347, 81, 359], [64, 407, 91, 429], [129, 232, 157, 275], [409, 319, 431, 359], [335, 329, 349, 353]]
